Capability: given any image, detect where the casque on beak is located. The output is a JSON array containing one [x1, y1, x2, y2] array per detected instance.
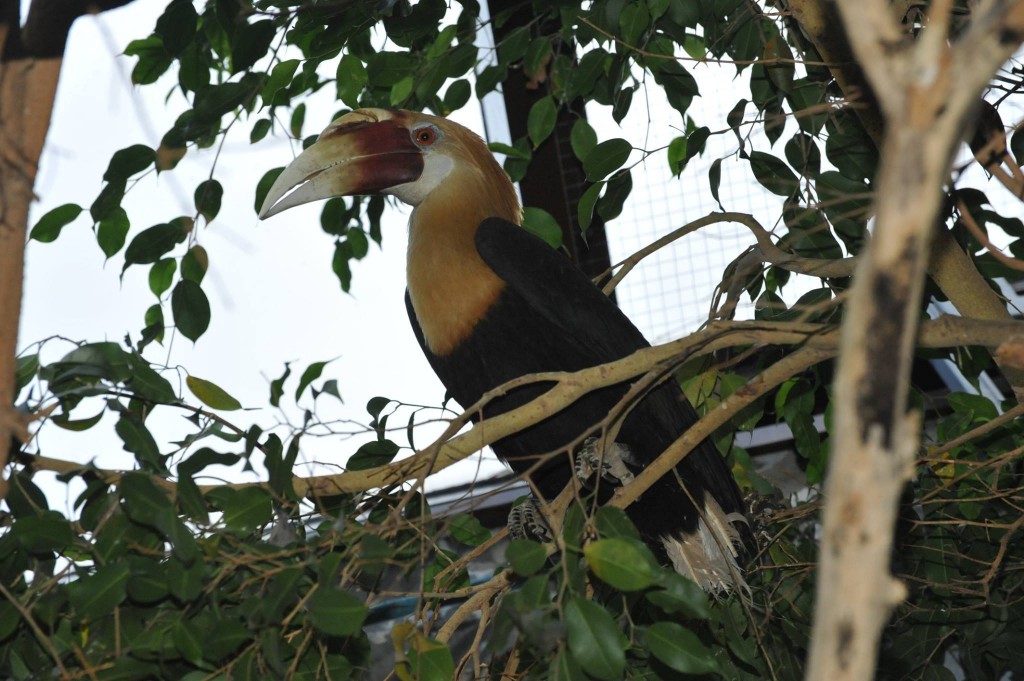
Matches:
[[258, 109, 424, 219]]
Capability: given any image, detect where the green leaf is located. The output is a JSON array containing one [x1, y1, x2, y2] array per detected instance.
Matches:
[[498, 26, 531, 63], [390, 75, 414, 106], [270, 363, 291, 407], [127, 354, 176, 403], [172, 620, 204, 667], [295, 360, 329, 401], [104, 144, 155, 182], [13, 510, 73, 554], [116, 415, 164, 470], [348, 439, 400, 470], [487, 142, 531, 160], [645, 571, 712, 619], [947, 392, 999, 424], [408, 636, 455, 681], [570, 119, 598, 161], [148, 258, 176, 296], [569, 49, 607, 100], [749, 151, 798, 196], [290, 103, 306, 139], [123, 221, 190, 270], [619, 2, 650, 47], [367, 396, 391, 419], [120, 472, 172, 525], [443, 79, 471, 113], [307, 588, 367, 636], [203, 617, 251, 661], [594, 506, 640, 540], [565, 598, 626, 681], [585, 538, 660, 591], [367, 51, 417, 87], [667, 136, 687, 176], [262, 59, 299, 104], [426, 25, 457, 60], [524, 37, 553, 81], [194, 81, 254, 123], [583, 138, 632, 181], [15, 353, 38, 393], [181, 245, 208, 283], [231, 20, 276, 74], [550, 648, 587, 681], [166, 555, 204, 602], [187, 375, 242, 411], [577, 182, 603, 233], [336, 54, 368, 107], [69, 564, 130, 621], [527, 96, 557, 148], [222, 487, 273, 533], [154, 0, 197, 57], [171, 279, 211, 342], [126, 36, 173, 85], [506, 539, 547, 575], [596, 170, 632, 221], [91, 178, 126, 222], [521, 207, 563, 248], [255, 167, 284, 215], [194, 179, 223, 223], [644, 622, 721, 675], [97, 207, 130, 258], [30, 203, 82, 243], [250, 118, 272, 143], [709, 158, 724, 210], [448, 513, 491, 546]]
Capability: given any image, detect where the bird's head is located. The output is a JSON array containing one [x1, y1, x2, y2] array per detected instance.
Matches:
[[258, 108, 519, 225]]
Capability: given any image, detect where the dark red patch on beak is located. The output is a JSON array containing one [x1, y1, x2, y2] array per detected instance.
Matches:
[[323, 119, 424, 191]]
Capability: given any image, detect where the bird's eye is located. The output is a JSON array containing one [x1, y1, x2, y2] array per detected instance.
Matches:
[[413, 127, 438, 146]]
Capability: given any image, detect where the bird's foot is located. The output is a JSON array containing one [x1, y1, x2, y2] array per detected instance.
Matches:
[[744, 490, 785, 550], [574, 436, 637, 489], [507, 498, 553, 543]]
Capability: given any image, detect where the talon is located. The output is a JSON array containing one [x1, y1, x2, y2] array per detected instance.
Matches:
[[574, 437, 637, 489], [507, 498, 552, 543]]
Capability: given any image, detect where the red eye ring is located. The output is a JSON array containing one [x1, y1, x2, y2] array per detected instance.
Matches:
[[414, 127, 437, 146]]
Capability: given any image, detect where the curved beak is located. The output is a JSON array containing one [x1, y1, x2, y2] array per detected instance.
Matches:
[[258, 111, 423, 219]]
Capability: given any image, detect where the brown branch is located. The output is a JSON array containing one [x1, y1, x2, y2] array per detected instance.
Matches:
[[436, 569, 513, 643], [602, 212, 856, 296], [610, 345, 832, 509], [23, 316, 1023, 497]]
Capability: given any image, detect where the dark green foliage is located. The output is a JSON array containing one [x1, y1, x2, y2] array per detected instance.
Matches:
[[11, 0, 1024, 678]]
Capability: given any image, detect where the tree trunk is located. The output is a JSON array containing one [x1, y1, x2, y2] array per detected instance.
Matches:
[[805, 1, 1024, 678], [0, 0, 136, 500]]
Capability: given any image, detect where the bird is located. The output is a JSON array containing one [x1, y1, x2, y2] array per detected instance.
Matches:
[[259, 108, 749, 593]]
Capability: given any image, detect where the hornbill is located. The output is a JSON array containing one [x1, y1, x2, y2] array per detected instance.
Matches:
[[260, 108, 749, 593]]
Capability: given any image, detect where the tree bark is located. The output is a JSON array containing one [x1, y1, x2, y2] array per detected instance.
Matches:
[[805, 1, 1024, 678], [0, 0, 135, 501]]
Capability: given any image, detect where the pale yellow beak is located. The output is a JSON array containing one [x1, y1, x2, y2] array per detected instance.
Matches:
[[258, 109, 423, 219]]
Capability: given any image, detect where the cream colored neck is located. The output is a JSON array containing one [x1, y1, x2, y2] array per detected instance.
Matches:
[[405, 163, 519, 356]]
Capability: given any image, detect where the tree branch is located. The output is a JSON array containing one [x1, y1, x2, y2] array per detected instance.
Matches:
[[23, 316, 1022, 498], [806, 0, 1024, 677], [602, 211, 856, 296]]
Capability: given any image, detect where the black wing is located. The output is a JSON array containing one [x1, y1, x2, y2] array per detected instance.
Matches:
[[474, 218, 746, 519]]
